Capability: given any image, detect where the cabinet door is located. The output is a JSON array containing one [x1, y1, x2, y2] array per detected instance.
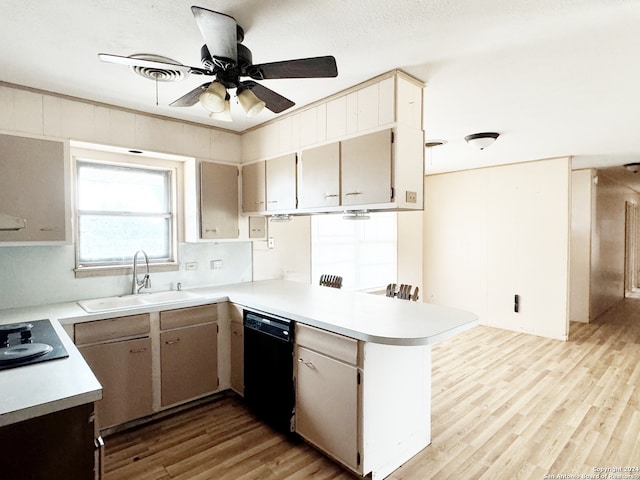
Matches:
[[161, 322, 218, 406], [79, 337, 152, 429], [200, 162, 239, 239], [266, 153, 297, 211], [241, 161, 266, 213], [299, 143, 340, 209], [296, 346, 360, 472], [248, 216, 266, 239], [0, 133, 68, 242], [341, 129, 392, 206], [0, 403, 96, 479]]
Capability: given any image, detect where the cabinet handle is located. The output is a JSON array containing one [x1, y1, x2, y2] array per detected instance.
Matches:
[[205, 228, 219, 233], [129, 348, 147, 354], [255, 201, 264, 205], [324, 194, 339, 198], [165, 339, 180, 345], [298, 358, 317, 370], [232, 331, 242, 337], [345, 192, 363, 196], [267, 200, 278, 204]]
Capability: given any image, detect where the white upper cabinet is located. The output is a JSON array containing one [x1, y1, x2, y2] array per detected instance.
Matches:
[[299, 143, 340, 209], [241, 161, 266, 213], [200, 162, 239, 239], [341, 129, 393, 206], [266, 153, 297, 212], [240, 70, 424, 215], [0, 133, 70, 244]]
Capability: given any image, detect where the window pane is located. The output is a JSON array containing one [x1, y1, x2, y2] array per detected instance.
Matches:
[[78, 215, 170, 264], [77, 162, 169, 213], [312, 212, 397, 290]]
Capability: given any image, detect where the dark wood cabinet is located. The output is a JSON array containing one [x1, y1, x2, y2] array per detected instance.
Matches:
[[0, 402, 97, 479]]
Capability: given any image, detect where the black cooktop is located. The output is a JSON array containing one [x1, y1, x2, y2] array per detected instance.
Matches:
[[0, 319, 69, 371]]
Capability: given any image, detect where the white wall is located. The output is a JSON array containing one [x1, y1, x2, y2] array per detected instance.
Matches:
[[570, 169, 594, 323], [423, 157, 571, 340], [0, 84, 251, 309], [252, 216, 312, 283]]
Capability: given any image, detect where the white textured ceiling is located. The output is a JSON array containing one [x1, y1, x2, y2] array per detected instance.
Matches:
[[2, 0, 640, 179]]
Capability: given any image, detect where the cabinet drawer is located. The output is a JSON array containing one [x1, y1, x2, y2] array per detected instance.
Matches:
[[75, 313, 150, 345], [296, 324, 358, 365], [160, 304, 218, 330]]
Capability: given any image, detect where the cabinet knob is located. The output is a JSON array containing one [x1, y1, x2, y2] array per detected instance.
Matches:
[[165, 339, 180, 345]]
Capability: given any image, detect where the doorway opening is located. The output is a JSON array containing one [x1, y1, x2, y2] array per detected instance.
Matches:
[[624, 201, 640, 298]]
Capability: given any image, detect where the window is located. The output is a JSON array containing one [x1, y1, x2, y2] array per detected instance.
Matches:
[[75, 160, 176, 269], [311, 212, 397, 290]]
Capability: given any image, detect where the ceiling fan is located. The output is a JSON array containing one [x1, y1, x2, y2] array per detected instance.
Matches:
[[99, 6, 338, 121]]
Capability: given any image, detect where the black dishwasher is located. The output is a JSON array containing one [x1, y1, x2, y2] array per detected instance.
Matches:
[[243, 310, 295, 434]]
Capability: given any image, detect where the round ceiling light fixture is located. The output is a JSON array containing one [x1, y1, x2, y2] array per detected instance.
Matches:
[[425, 139, 448, 148], [464, 132, 500, 150], [624, 162, 640, 173]]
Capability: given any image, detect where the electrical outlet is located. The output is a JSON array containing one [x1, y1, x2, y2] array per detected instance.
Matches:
[[406, 191, 417, 203], [268, 237, 275, 249], [185, 262, 198, 271], [211, 260, 223, 270]]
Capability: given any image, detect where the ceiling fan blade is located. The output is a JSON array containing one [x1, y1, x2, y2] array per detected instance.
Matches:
[[191, 6, 238, 69], [242, 81, 295, 114], [248, 56, 338, 80], [98, 53, 193, 73], [169, 83, 211, 107]]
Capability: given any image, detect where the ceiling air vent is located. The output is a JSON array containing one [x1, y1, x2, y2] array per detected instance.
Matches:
[[128, 54, 186, 82]]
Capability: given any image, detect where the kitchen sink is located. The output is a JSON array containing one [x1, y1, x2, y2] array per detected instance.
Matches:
[[78, 290, 202, 313]]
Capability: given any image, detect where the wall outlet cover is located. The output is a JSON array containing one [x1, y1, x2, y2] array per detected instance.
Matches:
[[406, 191, 417, 203], [185, 262, 198, 271], [211, 260, 223, 270]]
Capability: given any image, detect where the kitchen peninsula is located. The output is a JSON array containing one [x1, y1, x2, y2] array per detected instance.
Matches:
[[0, 279, 477, 479]]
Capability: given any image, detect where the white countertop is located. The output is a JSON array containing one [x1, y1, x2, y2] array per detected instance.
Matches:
[[0, 279, 478, 427]]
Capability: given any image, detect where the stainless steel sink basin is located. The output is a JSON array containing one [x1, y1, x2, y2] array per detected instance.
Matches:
[[78, 290, 202, 313]]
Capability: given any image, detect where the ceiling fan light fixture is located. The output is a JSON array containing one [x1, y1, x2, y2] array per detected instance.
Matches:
[[199, 81, 227, 113], [209, 97, 232, 122], [624, 162, 640, 173], [464, 132, 500, 150], [237, 88, 266, 118]]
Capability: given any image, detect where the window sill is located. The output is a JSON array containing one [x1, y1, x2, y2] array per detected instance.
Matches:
[[74, 263, 180, 279]]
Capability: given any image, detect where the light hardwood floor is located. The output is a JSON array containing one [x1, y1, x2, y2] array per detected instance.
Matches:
[[105, 299, 640, 479]]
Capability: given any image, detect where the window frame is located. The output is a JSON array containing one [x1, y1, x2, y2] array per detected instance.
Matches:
[[72, 148, 181, 278]]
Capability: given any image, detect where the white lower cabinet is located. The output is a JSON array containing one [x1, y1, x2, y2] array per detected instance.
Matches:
[[296, 346, 360, 471], [160, 305, 219, 407], [294, 323, 432, 480], [295, 324, 362, 474], [74, 303, 223, 430], [75, 314, 153, 430]]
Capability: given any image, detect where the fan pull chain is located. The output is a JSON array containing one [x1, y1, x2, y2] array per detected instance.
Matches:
[[155, 73, 159, 106]]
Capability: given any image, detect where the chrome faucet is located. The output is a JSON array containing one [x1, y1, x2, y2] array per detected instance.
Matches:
[[131, 250, 151, 294]]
